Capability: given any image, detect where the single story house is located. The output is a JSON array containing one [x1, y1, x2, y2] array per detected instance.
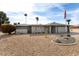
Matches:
[[15, 22, 68, 34]]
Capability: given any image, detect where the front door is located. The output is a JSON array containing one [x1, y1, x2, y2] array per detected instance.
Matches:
[[51, 26, 55, 33], [28, 26, 31, 34]]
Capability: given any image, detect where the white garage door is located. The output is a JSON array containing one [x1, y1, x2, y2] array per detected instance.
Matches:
[[57, 27, 67, 33], [16, 29, 28, 34]]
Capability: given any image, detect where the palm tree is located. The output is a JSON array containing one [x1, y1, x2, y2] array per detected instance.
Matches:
[[18, 22, 20, 24], [24, 13, 27, 24], [35, 17, 39, 24], [66, 19, 71, 37]]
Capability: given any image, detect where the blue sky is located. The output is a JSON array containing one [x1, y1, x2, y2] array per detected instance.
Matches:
[[33, 3, 79, 25], [0, 0, 79, 25]]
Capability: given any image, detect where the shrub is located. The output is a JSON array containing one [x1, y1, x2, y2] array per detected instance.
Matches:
[[1, 24, 16, 34]]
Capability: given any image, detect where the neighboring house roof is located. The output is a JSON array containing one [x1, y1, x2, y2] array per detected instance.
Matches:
[[71, 25, 79, 28]]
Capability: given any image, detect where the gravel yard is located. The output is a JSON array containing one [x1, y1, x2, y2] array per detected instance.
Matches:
[[0, 29, 79, 56]]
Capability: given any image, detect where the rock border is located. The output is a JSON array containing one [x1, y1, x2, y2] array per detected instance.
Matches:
[[54, 37, 78, 46]]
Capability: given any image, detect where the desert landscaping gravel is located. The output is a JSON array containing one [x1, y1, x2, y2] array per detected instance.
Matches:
[[0, 29, 79, 56]]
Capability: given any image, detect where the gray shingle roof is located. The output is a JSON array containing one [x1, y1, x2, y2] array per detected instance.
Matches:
[[16, 22, 67, 27], [47, 22, 67, 25]]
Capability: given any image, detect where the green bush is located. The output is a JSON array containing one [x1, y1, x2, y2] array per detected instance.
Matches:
[[1, 24, 16, 34]]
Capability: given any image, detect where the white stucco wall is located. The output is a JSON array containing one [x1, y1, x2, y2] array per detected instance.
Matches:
[[32, 26, 45, 33], [16, 25, 67, 34], [49, 26, 51, 34], [55, 27, 58, 33]]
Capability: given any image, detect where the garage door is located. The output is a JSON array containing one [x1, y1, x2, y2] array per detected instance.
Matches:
[[16, 29, 28, 34]]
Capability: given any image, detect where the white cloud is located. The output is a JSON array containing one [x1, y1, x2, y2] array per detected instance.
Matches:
[[0, 0, 36, 24], [0, 1, 79, 25], [34, 16, 53, 24], [32, 3, 65, 24], [0, 0, 35, 14], [66, 8, 79, 25], [0, 0, 65, 24], [5, 3, 64, 24], [34, 3, 64, 12]]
